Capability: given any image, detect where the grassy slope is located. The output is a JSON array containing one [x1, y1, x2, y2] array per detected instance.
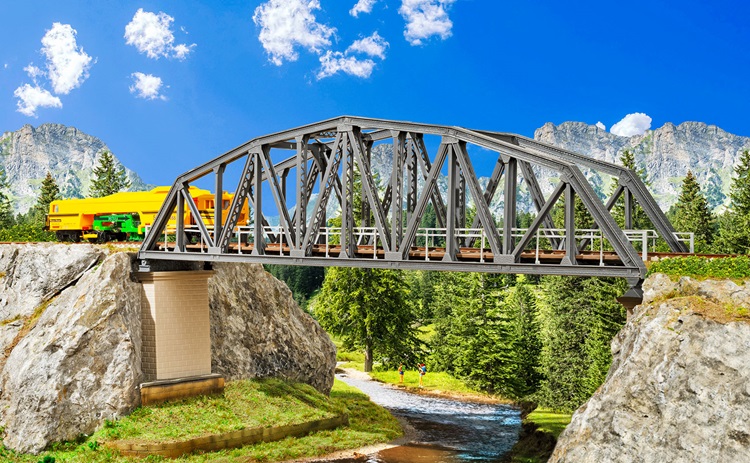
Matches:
[[0, 379, 402, 463]]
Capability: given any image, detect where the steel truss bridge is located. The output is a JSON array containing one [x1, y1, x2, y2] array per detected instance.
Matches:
[[138, 116, 690, 301]]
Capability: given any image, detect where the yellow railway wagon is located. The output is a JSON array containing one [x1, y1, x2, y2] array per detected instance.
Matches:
[[46, 186, 249, 242]]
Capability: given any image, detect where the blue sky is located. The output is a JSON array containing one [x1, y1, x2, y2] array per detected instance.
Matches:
[[0, 0, 748, 187]]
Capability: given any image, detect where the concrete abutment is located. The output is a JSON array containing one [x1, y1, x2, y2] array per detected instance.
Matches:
[[138, 270, 223, 402]]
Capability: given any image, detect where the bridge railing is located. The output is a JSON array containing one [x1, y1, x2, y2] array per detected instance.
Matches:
[[144, 224, 694, 263]]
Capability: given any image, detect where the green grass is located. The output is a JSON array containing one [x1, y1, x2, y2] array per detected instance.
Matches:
[[0, 379, 402, 462], [101, 379, 339, 442], [525, 409, 572, 439], [369, 369, 488, 397]]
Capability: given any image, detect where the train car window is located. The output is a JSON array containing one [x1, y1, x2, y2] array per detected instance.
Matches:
[[53, 205, 59, 212], [223, 200, 230, 209]]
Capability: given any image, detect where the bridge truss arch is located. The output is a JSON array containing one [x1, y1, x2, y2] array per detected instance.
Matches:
[[139, 116, 686, 293]]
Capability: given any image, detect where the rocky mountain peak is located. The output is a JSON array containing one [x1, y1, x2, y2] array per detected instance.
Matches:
[[534, 121, 750, 211], [0, 123, 148, 214]]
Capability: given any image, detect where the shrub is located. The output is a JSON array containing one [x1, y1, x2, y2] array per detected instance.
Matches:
[[647, 256, 750, 280]]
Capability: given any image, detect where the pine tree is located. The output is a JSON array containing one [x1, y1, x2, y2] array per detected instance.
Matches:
[[714, 150, 750, 254], [730, 150, 750, 216], [671, 170, 715, 252], [0, 167, 13, 228], [429, 272, 523, 398], [89, 151, 131, 198], [30, 172, 61, 225], [506, 280, 542, 398], [536, 276, 627, 412], [612, 150, 652, 230], [313, 267, 422, 372]]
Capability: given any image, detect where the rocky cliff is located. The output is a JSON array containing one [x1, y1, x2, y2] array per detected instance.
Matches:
[[0, 124, 148, 214], [0, 244, 335, 454], [535, 121, 750, 211], [550, 274, 750, 463]]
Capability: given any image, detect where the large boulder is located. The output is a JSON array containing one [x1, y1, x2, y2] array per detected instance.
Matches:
[[0, 243, 103, 320], [209, 262, 336, 394], [0, 252, 142, 454], [550, 274, 750, 463], [0, 244, 104, 375]]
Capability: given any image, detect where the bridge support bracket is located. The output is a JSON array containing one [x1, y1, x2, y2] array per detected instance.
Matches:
[[617, 279, 644, 316], [290, 250, 306, 258], [385, 252, 402, 260]]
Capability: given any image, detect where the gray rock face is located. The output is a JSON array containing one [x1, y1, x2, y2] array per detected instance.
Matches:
[[0, 123, 149, 214], [535, 121, 750, 211], [0, 244, 336, 453], [0, 243, 103, 320], [550, 274, 750, 463], [0, 252, 143, 454], [208, 262, 337, 395]]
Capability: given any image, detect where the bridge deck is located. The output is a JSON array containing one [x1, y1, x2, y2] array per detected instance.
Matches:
[[150, 242, 700, 266]]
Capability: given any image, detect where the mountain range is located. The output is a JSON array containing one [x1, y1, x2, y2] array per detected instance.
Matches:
[[0, 124, 148, 214], [2, 120, 748, 218]]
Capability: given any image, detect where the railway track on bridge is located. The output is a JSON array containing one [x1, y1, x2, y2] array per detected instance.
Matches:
[[3, 241, 725, 266]]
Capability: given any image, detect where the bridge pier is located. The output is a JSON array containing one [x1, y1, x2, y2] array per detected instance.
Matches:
[[139, 270, 223, 404]]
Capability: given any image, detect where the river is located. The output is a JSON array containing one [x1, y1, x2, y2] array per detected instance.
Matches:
[[331, 371, 522, 463]]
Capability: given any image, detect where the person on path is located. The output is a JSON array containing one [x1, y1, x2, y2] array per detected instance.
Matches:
[[398, 363, 404, 383], [418, 363, 426, 387]]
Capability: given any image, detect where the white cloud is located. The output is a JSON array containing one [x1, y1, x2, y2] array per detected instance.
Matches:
[[253, 0, 335, 66], [24, 64, 45, 81], [595, 121, 606, 131], [347, 32, 389, 59], [399, 0, 455, 46], [350, 0, 378, 17], [317, 51, 375, 79], [610, 112, 652, 137], [14, 84, 62, 117], [129, 72, 167, 100], [125, 8, 195, 60], [41, 23, 94, 95]]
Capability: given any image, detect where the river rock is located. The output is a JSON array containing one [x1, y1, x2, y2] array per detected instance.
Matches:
[[550, 274, 750, 463], [208, 262, 336, 394], [0, 252, 142, 454]]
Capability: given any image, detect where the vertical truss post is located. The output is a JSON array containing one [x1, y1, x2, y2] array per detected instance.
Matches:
[[251, 150, 264, 256], [406, 136, 418, 229], [457, 166, 466, 245], [291, 135, 309, 257], [340, 129, 355, 258], [362, 139, 373, 228], [210, 164, 225, 253], [624, 187, 633, 229], [175, 189, 185, 252], [390, 131, 406, 253], [562, 182, 577, 265], [503, 156, 517, 253], [443, 141, 459, 261]]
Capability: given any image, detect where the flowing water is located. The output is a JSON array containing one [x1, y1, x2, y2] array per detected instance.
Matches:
[[330, 372, 522, 463]]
